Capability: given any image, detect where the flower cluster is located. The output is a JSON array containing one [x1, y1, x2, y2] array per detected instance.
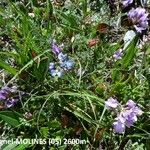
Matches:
[[49, 40, 74, 77], [0, 86, 19, 108], [122, 0, 133, 7], [105, 97, 143, 133], [128, 7, 149, 33], [121, 0, 149, 33]]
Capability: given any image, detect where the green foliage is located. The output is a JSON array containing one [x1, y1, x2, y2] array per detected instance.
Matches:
[[0, 0, 150, 149], [1, 144, 31, 150], [0, 111, 21, 126], [0, 60, 18, 75]]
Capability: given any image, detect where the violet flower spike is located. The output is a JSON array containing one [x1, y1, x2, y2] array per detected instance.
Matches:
[[122, 0, 133, 7], [128, 7, 149, 33], [49, 40, 75, 77], [0, 86, 16, 100], [0, 86, 19, 108]]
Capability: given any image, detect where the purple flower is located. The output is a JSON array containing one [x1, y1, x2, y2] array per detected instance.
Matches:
[[60, 59, 75, 70], [51, 40, 61, 55], [50, 69, 57, 77], [122, 0, 133, 7], [0, 86, 17, 100], [133, 106, 143, 116], [128, 7, 149, 33], [105, 97, 119, 110], [49, 68, 64, 78], [49, 62, 55, 70], [58, 52, 68, 62], [125, 99, 143, 116], [64, 59, 74, 70], [126, 99, 136, 108], [0, 86, 18, 108], [113, 116, 126, 133], [49, 62, 63, 77], [56, 70, 64, 77], [113, 110, 137, 133], [0, 90, 7, 100], [106, 98, 143, 133], [58, 52, 74, 70], [124, 112, 137, 127], [5, 98, 18, 108], [113, 49, 123, 61], [49, 40, 75, 77], [8, 86, 17, 93]]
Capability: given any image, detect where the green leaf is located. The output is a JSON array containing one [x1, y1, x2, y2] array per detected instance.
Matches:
[[2, 144, 19, 150], [13, 144, 31, 150], [121, 36, 139, 68], [63, 104, 98, 125], [111, 69, 122, 83], [46, 0, 53, 16], [40, 127, 49, 138], [112, 36, 139, 82], [48, 120, 61, 129], [81, 0, 87, 15], [0, 60, 18, 75], [1, 144, 31, 150], [56, 10, 79, 31], [0, 52, 20, 61], [0, 111, 20, 127], [33, 57, 49, 81]]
